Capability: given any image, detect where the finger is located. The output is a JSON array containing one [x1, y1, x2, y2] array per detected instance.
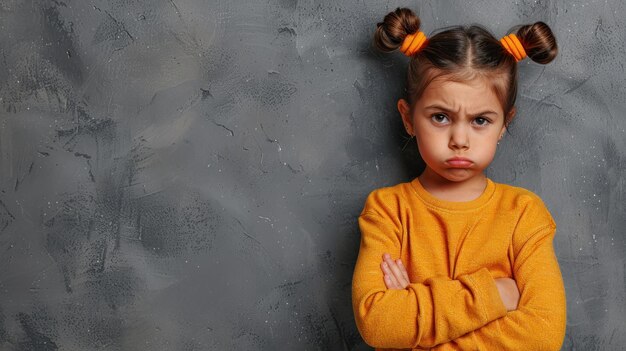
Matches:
[[383, 255, 405, 286], [385, 256, 406, 286], [383, 252, 408, 280], [380, 261, 392, 285], [381, 253, 404, 289], [381, 261, 401, 288], [382, 273, 391, 288], [393, 259, 409, 287], [383, 274, 397, 289], [380, 261, 391, 283], [396, 259, 410, 282], [388, 274, 402, 289]]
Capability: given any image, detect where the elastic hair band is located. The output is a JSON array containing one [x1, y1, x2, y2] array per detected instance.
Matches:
[[401, 31, 427, 56], [500, 33, 527, 62]]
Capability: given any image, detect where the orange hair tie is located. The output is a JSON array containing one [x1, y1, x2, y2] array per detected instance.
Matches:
[[401, 31, 427, 56], [500, 33, 527, 62]]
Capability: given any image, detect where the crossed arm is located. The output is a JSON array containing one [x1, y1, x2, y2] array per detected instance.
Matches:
[[381, 253, 520, 312], [352, 211, 567, 350]]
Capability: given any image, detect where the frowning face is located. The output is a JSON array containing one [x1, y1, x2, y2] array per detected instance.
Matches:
[[398, 76, 510, 186]]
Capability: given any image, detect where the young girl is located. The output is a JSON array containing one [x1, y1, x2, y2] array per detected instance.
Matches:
[[351, 8, 566, 351]]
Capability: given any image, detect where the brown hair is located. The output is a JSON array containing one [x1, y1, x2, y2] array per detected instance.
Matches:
[[373, 7, 558, 130]]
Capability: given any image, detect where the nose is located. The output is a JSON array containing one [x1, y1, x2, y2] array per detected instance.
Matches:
[[449, 123, 469, 150]]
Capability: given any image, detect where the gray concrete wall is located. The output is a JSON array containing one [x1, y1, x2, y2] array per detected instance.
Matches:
[[0, 0, 624, 349]]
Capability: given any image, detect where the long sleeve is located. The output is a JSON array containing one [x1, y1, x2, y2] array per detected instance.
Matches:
[[430, 222, 567, 350], [352, 210, 508, 349]]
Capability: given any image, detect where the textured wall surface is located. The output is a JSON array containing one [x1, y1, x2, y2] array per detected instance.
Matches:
[[0, 0, 624, 350]]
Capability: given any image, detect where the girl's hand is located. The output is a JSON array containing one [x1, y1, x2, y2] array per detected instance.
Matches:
[[494, 277, 520, 311], [380, 253, 410, 289]]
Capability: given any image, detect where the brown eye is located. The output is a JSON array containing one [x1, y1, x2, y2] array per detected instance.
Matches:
[[474, 117, 490, 126], [431, 113, 449, 124]]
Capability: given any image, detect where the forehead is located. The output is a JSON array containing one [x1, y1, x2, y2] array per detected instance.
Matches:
[[418, 76, 504, 114]]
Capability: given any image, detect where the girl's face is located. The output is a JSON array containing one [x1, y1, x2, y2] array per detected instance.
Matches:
[[398, 76, 511, 185]]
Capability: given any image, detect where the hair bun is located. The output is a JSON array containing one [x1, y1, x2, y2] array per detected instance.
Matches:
[[373, 7, 421, 53], [516, 21, 558, 64]]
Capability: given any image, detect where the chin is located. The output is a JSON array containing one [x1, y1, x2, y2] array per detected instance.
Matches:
[[441, 167, 483, 181]]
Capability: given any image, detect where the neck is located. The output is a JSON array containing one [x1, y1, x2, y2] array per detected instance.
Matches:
[[418, 168, 487, 201]]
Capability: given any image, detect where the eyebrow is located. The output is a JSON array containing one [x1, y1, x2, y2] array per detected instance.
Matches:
[[424, 104, 499, 116]]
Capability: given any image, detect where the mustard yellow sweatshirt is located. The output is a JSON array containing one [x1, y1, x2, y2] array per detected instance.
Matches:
[[352, 176, 567, 350]]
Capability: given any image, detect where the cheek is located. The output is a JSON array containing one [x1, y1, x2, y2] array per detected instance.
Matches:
[[414, 134, 441, 159], [480, 139, 499, 159], [416, 129, 446, 147]]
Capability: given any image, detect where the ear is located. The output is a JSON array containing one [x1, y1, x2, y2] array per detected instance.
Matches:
[[500, 106, 517, 139], [397, 99, 414, 135]]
